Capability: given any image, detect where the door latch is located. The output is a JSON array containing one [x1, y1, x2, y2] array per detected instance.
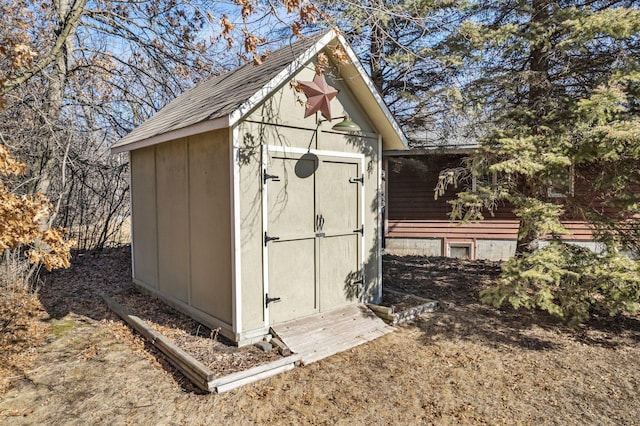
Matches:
[[265, 293, 281, 308], [349, 174, 364, 184], [263, 169, 280, 184], [264, 232, 280, 246], [353, 226, 364, 235]]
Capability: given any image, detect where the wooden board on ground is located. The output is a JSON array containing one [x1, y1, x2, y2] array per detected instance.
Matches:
[[270, 304, 395, 365], [103, 295, 302, 393], [103, 295, 214, 392]]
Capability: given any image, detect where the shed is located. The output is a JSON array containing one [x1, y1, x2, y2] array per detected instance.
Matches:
[[112, 29, 408, 345]]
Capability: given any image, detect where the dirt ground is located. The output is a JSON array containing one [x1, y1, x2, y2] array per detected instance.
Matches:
[[1, 249, 639, 425]]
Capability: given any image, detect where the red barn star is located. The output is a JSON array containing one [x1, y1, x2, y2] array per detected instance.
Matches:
[[297, 73, 339, 120]]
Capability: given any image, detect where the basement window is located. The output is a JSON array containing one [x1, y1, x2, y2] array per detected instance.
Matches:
[[447, 242, 473, 260]]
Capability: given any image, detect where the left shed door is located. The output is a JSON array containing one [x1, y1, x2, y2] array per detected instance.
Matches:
[[266, 154, 318, 324]]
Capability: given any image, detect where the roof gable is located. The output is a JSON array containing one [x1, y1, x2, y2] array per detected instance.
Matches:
[[112, 29, 407, 153]]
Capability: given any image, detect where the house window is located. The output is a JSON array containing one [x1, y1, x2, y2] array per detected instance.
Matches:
[[472, 170, 497, 192], [548, 165, 575, 198], [447, 242, 474, 259]]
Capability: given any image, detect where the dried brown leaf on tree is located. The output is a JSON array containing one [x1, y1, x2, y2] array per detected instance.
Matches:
[[242, 29, 267, 64], [0, 145, 73, 272], [284, 0, 301, 13], [331, 45, 350, 64], [235, 0, 255, 21], [315, 52, 330, 74], [299, 4, 321, 23], [291, 21, 303, 38]]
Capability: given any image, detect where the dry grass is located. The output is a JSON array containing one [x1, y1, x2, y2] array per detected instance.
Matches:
[[0, 250, 639, 425]]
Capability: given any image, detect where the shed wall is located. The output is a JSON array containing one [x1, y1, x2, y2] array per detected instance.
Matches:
[[156, 139, 190, 302], [130, 130, 233, 332], [188, 133, 233, 322], [130, 146, 158, 287], [236, 59, 382, 338]]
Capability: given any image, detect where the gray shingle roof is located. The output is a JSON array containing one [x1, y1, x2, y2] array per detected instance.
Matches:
[[113, 31, 330, 149]]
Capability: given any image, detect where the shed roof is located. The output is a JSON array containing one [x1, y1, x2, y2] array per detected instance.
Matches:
[[112, 28, 408, 153]]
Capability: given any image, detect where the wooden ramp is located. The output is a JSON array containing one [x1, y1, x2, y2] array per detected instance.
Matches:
[[270, 304, 395, 365]]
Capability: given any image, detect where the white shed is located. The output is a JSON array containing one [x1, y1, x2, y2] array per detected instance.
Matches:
[[112, 29, 408, 345]]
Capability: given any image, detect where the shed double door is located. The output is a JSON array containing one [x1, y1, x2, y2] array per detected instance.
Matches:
[[265, 151, 362, 325]]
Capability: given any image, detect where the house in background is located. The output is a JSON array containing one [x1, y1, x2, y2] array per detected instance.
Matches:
[[383, 146, 596, 261], [112, 29, 407, 345]]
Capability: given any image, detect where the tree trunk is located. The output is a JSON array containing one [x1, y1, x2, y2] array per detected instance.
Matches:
[[34, 0, 78, 197], [515, 0, 552, 257], [369, 0, 385, 94], [527, 0, 552, 121]]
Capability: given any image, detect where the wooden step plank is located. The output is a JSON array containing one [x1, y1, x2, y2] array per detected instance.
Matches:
[[271, 304, 394, 361], [288, 326, 390, 354], [275, 314, 384, 343], [273, 312, 387, 346], [273, 305, 379, 338], [301, 328, 391, 365], [284, 319, 392, 351]]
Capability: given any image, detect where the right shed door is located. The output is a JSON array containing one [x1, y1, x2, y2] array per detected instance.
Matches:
[[315, 158, 362, 311]]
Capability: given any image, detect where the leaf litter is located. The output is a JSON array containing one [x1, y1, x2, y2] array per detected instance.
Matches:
[[0, 249, 638, 425]]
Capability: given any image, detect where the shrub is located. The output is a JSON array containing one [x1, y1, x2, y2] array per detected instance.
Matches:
[[480, 241, 640, 326]]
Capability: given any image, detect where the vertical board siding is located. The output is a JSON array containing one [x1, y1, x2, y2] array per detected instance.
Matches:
[[189, 132, 233, 324], [156, 139, 190, 303], [130, 146, 159, 288], [386, 154, 596, 241], [131, 131, 235, 337]]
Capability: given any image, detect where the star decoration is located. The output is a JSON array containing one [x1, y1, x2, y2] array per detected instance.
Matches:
[[297, 73, 339, 120]]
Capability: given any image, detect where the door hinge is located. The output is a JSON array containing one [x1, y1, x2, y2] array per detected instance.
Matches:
[[349, 174, 364, 184], [264, 232, 280, 246], [353, 226, 364, 235], [265, 293, 281, 308], [263, 169, 280, 184]]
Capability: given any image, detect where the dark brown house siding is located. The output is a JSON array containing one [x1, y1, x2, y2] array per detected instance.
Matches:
[[385, 153, 595, 259]]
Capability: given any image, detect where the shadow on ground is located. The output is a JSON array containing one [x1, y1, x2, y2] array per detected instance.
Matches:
[[38, 246, 133, 321], [37, 246, 213, 393], [383, 254, 640, 351], [39, 246, 218, 341]]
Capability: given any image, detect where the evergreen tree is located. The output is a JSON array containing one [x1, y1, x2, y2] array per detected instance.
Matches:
[[318, 0, 467, 138], [438, 1, 640, 323]]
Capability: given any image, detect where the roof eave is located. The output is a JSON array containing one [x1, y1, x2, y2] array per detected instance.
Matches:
[[229, 29, 337, 127], [111, 115, 230, 154], [384, 146, 478, 156]]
